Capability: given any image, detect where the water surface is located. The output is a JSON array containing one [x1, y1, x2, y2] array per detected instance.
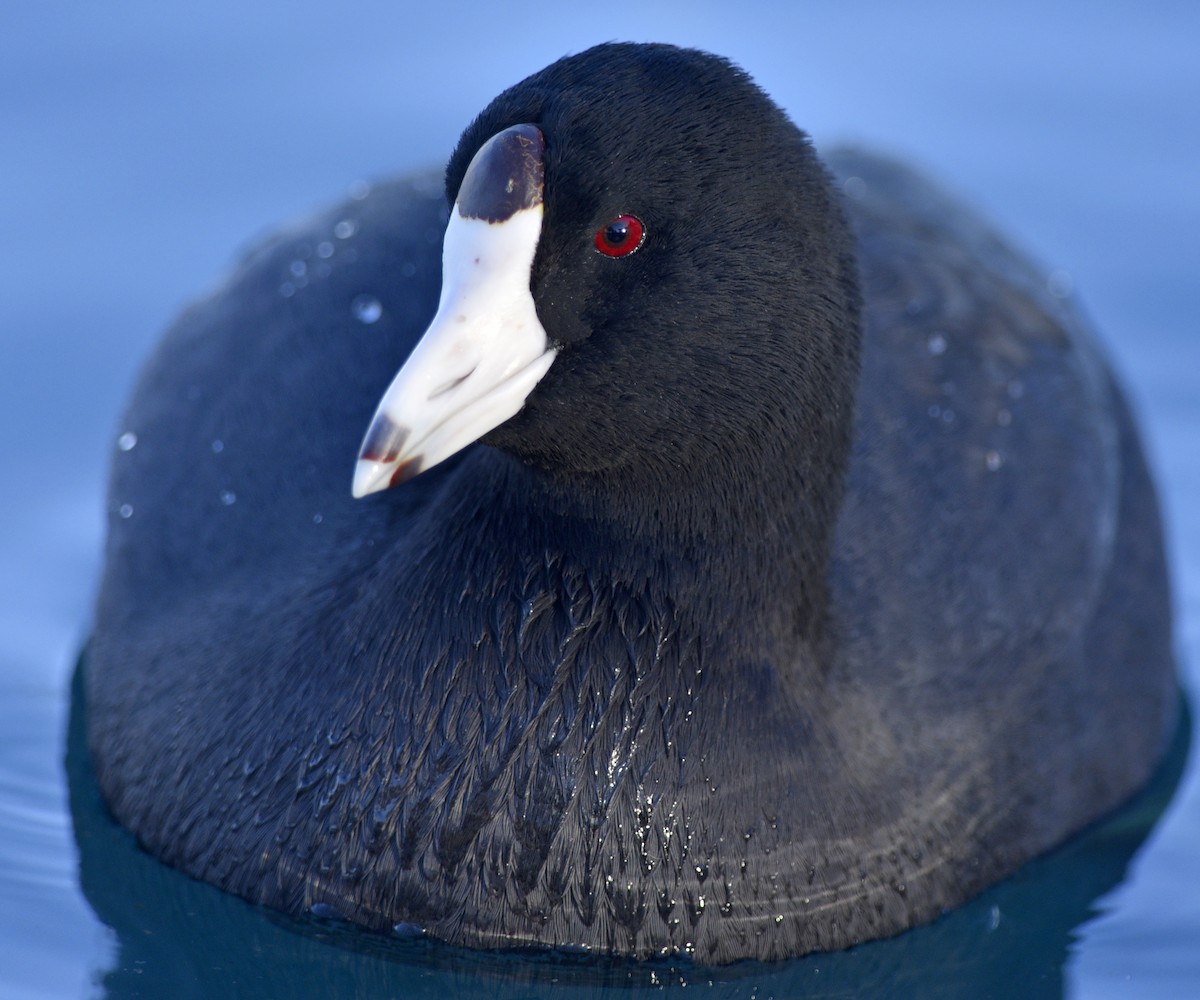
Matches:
[[2, 3, 1198, 997]]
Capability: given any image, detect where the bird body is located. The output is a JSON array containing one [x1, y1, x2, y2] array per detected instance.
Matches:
[[87, 44, 1176, 963]]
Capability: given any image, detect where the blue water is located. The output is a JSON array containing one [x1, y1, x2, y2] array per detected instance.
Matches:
[[2, 3, 1198, 997]]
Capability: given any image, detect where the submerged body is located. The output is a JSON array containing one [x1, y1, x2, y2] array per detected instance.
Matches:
[[88, 45, 1175, 963]]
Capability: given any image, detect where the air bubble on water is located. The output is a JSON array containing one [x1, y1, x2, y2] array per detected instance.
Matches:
[[334, 219, 358, 240], [401, 262, 417, 278], [290, 260, 307, 278], [942, 408, 955, 424], [352, 295, 383, 324], [348, 180, 371, 201], [117, 431, 138, 451], [927, 333, 947, 356], [280, 282, 296, 298], [316, 241, 334, 258], [211, 439, 224, 454], [117, 503, 133, 519], [842, 176, 867, 200], [312, 513, 324, 524], [985, 450, 1004, 472], [220, 490, 237, 506], [928, 404, 941, 419], [1046, 269, 1073, 299]]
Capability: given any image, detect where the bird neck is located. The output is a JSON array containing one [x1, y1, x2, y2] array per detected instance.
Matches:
[[457, 443, 841, 656]]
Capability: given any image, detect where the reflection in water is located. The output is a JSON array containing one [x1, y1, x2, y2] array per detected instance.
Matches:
[[67, 660, 1189, 999]]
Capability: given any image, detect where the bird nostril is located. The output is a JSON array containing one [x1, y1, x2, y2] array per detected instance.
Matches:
[[430, 367, 476, 399]]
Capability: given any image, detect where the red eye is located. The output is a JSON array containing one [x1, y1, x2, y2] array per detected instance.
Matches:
[[593, 214, 645, 257]]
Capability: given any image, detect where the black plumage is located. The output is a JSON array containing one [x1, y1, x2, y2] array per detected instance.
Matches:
[[87, 43, 1176, 963]]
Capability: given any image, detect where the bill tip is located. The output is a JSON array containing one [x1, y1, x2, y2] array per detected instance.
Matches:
[[352, 459, 390, 499]]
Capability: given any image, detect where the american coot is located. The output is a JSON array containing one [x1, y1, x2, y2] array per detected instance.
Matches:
[[87, 43, 1177, 964]]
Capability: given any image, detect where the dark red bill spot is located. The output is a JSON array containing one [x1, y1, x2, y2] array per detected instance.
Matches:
[[360, 415, 409, 464], [594, 215, 645, 257], [389, 456, 424, 488]]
